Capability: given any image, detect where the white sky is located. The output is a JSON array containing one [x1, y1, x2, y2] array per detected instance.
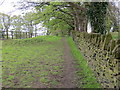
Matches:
[[0, 0, 35, 16], [0, 0, 119, 15], [0, 0, 23, 15]]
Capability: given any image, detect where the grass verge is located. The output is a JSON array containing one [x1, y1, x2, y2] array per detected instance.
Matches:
[[67, 37, 101, 88]]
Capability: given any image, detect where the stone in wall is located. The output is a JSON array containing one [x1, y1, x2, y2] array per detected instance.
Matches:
[[112, 44, 120, 59], [102, 34, 112, 50]]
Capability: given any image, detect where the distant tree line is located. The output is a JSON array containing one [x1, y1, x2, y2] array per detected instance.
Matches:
[[0, 12, 42, 39]]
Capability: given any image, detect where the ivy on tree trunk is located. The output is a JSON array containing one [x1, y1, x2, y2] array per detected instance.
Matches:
[[87, 2, 108, 34]]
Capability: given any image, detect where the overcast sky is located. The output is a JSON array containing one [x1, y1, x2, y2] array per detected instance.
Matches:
[[0, 0, 119, 15], [0, 0, 22, 15]]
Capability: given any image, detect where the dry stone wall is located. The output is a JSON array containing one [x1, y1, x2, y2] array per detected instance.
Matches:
[[71, 31, 119, 88]]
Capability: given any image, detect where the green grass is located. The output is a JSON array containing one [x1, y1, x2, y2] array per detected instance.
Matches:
[[0, 40, 2, 85], [2, 36, 64, 88], [110, 32, 119, 40], [67, 37, 101, 88], [2, 36, 103, 88]]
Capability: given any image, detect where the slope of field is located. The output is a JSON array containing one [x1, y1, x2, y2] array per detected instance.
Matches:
[[2, 36, 64, 88]]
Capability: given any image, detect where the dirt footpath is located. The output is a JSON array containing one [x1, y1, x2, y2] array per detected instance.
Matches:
[[58, 37, 77, 88]]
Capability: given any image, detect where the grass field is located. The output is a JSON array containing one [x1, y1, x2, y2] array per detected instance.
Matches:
[[2, 36, 101, 88], [2, 36, 64, 88]]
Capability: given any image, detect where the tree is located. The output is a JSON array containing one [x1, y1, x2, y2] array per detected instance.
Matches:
[[30, 12, 41, 37], [18, 1, 117, 35], [11, 15, 24, 39], [0, 13, 11, 39], [106, 2, 119, 32], [0, 15, 3, 38], [34, 2, 77, 35], [0, 24, 3, 38], [87, 2, 108, 34], [23, 12, 36, 38]]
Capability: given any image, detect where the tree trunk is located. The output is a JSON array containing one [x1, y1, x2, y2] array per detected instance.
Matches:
[[20, 31, 21, 39], [35, 32, 37, 37], [35, 25, 37, 37], [16, 31, 17, 39], [11, 32, 13, 39], [22, 32, 24, 38], [2, 31, 4, 39], [84, 18, 88, 32], [6, 29, 9, 39], [26, 32, 27, 38], [73, 9, 81, 31], [29, 33, 31, 38], [74, 17, 79, 31], [31, 33, 33, 38], [69, 2, 87, 32]]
